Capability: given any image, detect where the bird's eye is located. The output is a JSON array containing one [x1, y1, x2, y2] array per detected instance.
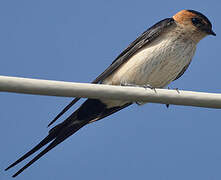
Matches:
[[192, 18, 203, 26]]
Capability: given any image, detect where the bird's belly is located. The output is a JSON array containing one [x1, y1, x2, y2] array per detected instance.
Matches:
[[141, 56, 187, 88], [102, 38, 196, 107]]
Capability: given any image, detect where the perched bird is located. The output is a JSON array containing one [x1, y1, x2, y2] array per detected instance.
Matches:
[[5, 9, 215, 177]]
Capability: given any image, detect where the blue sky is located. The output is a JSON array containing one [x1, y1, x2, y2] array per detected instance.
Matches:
[[1, 0, 221, 180]]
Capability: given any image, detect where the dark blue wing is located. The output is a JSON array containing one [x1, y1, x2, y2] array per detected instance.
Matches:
[[49, 18, 175, 126], [173, 62, 191, 81]]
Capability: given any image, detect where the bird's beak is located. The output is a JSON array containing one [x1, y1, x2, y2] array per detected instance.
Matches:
[[206, 28, 216, 36]]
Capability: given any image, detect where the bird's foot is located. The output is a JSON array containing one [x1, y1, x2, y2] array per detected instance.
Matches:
[[165, 87, 180, 108], [120, 83, 156, 105], [121, 83, 156, 91], [166, 87, 170, 108], [175, 88, 180, 94]]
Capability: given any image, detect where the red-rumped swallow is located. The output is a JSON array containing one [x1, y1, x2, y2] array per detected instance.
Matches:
[[6, 10, 215, 177]]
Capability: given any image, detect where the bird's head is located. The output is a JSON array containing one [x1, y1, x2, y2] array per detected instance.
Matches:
[[173, 10, 216, 43]]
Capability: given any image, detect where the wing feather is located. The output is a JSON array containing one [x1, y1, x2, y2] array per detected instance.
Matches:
[[48, 18, 175, 126]]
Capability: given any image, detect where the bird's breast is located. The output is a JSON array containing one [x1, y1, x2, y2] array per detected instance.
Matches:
[[104, 35, 196, 88], [102, 33, 196, 107]]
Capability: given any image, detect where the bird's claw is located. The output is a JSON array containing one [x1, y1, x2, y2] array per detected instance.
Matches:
[[135, 101, 143, 105], [121, 83, 156, 105], [175, 88, 180, 94], [120, 83, 156, 92], [165, 87, 180, 108]]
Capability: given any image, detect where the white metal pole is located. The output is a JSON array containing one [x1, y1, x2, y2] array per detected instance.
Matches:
[[0, 75, 220, 109]]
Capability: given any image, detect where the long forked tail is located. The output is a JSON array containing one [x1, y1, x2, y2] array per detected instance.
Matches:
[[5, 99, 108, 177], [5, 133, 55, 171], [5, 99, 132, 177], [5, 116, 88, 177]]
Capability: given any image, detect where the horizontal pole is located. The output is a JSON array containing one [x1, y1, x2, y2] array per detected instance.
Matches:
[[0, 75, 221, 109]]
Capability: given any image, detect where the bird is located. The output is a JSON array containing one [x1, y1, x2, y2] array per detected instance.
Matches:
[[5, 9, 215, 177]]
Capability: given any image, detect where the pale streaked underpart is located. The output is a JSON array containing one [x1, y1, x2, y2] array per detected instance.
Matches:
[[102, 23, 197, 108]]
